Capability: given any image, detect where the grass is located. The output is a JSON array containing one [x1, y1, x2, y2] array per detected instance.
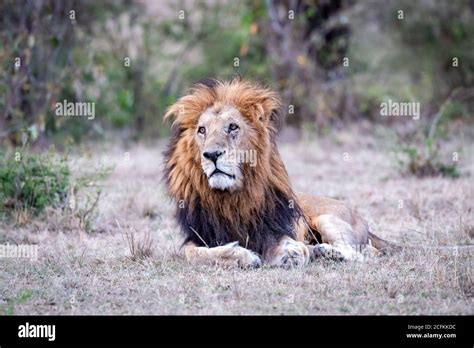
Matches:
[[0, 125, 472, 315], [117, 220, 155, 261]]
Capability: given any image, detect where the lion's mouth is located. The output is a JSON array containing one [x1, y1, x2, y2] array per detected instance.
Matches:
[[210, 168, 235, 179]]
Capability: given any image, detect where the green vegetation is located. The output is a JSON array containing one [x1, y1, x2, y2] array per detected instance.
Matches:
[[394, 88, 470, 178], [0, 150, 70, 217], [0, 149, 109, 229], [0, 289, 35, 315], [397, 142, 460, 178]]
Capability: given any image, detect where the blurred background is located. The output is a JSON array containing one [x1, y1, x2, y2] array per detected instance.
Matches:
[[1, 0, 473, 145]]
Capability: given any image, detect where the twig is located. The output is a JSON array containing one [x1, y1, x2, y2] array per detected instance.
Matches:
[[189, 226, 209, 248]]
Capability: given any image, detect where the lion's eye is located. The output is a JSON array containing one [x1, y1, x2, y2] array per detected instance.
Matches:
[[198, 126, 206, 134], [228, 123, 239, 132]]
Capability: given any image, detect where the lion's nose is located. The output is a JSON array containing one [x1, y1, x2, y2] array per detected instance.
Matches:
[[203, 150, 224, 163]]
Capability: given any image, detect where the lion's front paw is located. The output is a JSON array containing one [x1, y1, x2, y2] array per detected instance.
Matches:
[[309, 243, 364, 262], [267, 238, 310, 268], [310, 243, 346, 261], [214, 242, 262, 268]]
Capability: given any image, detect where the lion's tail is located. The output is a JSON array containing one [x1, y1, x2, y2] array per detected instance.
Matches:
[[368, 231, 474, 255], [368, 232, 403, 254]]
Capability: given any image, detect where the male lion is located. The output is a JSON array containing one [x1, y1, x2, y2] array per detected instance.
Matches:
[[163, 78, 392, 268]]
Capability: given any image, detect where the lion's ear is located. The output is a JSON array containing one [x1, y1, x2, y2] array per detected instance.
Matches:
[[164, 82, 216, 128], [164, 98, 192, 127], [163, 101, 180, 123], [256, 91, 283, 131]]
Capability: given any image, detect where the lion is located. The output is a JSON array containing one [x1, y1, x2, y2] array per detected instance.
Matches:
[[163, 78, 395, 268]]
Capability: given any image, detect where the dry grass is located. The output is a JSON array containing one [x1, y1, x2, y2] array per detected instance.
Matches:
[[0, 125, 472, 315], [117, 220, 154, 261]]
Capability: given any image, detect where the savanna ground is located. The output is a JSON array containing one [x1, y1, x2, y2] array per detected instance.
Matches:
[[0, 124, 473, 315]]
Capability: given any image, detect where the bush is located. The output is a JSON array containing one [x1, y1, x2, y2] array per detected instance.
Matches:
[[0, 150, 70, 218], [397, 143, 460, 179], [394, 105, 462, 179], [0, 149, 110, 229]]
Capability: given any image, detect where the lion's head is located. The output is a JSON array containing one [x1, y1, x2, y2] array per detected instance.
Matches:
[[163, 78, 301, 254]]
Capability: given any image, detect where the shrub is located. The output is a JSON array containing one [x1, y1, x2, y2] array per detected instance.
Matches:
[[0, 149, 110, 229], [394, 120, 461, 179], [0, 150, 70, 219], [397, 143, 460, 178]]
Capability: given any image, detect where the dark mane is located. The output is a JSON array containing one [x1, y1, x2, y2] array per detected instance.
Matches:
[[177, 188, 302, 255]]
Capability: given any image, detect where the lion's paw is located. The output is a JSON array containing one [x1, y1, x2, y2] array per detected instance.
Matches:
[[268, 238, 310, 268], [214, 242, 262, 268], [309, 243, 363, 262]]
